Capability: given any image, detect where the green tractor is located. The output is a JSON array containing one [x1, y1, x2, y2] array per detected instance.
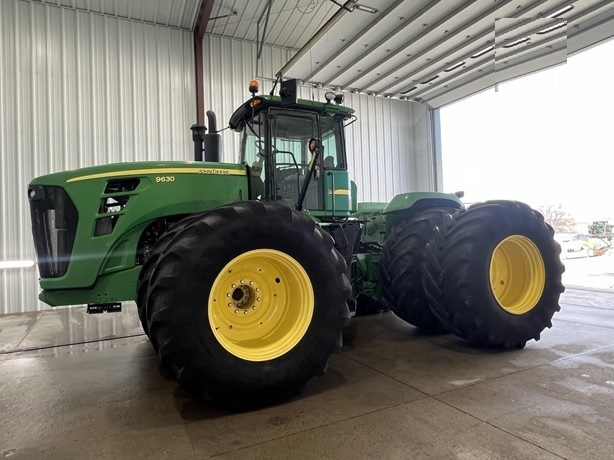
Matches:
[[28, 79, 564, 403]]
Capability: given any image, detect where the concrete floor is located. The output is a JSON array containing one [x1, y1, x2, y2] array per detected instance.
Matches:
[[1, 288, 614, 459]]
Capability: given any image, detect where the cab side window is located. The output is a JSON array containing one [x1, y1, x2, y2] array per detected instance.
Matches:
[[321, 117, 345, 169]]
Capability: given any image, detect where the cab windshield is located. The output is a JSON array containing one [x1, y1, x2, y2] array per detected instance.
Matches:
[[240, 108, 345, 209]]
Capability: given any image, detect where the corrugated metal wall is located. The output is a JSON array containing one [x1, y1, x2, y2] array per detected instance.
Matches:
[[202, 34, 294, 162], [0, 11, 436, 314], [202, 34, 436, 203], [334, 91, 437, 202], [0, 0, 196, 313]]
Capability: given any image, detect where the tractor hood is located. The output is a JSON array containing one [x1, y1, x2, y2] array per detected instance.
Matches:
[[29, 161, 247, 187], [28, 160, 250, 305]]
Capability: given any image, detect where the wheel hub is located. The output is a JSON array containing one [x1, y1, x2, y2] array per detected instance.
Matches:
[[208, 249, 314, 362], [227, 280, 261, 314]]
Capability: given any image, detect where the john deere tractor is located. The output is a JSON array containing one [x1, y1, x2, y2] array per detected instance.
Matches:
[[28, 79, 564, 403]]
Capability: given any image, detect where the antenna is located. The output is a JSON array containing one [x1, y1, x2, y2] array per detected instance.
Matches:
[[270, 72, 281, 96]]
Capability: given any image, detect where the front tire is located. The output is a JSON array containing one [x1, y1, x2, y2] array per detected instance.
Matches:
[[136, 216, 199, 336], [144, 201, 350, 402], [423, 200, 565, 347]]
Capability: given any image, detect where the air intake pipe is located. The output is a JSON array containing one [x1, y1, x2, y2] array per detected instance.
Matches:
[[190, 124, 206, 161]]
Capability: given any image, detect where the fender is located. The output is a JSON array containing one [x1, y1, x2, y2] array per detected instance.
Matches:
[[383, 192, 463, 233]]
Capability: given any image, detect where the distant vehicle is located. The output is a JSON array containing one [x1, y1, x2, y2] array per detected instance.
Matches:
[[554, 233, 607, 258]]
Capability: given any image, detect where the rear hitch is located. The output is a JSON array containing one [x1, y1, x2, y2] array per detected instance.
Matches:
[[87, 303, 122, 314]]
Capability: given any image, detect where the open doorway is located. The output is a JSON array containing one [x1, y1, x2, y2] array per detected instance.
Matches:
[[440, 38, 614, 290]]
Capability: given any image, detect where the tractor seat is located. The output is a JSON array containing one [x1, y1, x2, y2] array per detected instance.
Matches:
[[323, 156, 335, 169]]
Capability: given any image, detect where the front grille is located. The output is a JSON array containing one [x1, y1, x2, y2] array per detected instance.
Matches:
[[28, 185, 79, 278]]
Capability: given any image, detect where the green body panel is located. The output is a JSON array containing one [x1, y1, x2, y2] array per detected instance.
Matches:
[[31, 161, 248, 305], [40, 267, 141, 306], [353, 202, 388, 246], [324, 170, 352, 215], [308, 170, 353, 219], [384, 192, 462, 214], [355, 202, 388, 216], [383, 192, 462, 234], [348, 193, 462, 301], [350, 181, 358, 213], [354, 252, 381, 298]]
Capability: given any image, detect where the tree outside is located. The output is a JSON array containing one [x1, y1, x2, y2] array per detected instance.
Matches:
[[538, 204, 576, 234]]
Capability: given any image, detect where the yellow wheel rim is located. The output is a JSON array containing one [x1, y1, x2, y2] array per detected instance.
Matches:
[[489, 235, 545, 314], [208, 249, 314, 361]]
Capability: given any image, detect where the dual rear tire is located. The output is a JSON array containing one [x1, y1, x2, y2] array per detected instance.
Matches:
[[379, 208, 456, 333], [380, 201, 565, 347]]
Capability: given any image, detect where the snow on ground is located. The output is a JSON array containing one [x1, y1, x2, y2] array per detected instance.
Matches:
[[561, 252, 614, 290]]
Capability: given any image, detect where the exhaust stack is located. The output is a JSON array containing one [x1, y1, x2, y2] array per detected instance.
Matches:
[[204, 110, 221, 162], [190, 110, 221, 162]]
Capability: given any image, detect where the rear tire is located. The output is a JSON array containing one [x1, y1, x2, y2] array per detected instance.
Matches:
[[423, 200, 565, 347], [379, 208, 457, 333], [145, 201, 350, 403]]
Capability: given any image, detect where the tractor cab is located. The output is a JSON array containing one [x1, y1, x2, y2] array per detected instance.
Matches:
[[229, 82, 356, 219]]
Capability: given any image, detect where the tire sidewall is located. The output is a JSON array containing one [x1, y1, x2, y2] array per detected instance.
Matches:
[[449, 205, 561, 332]]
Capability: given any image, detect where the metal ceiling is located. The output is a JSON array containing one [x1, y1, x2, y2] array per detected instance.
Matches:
[[205, 0, 614, 108], [30, 0, 202, 29], [26, 1, 614, 108]]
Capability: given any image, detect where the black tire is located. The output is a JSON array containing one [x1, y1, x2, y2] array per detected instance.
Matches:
[[144, 201, 350, 403], [423, 200, 565, 348], [379, 208, 458, 333], [136, 215, 200, 336]]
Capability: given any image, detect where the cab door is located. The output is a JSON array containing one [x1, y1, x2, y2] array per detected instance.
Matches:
[[269, 109, 323, 210]]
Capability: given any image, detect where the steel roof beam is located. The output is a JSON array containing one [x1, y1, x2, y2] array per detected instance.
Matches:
[[388, 0, 565, 97], [281, 1, 336, 50], [408, 0, 611, 102], [302, 0, 406, 83], [411, 32, 567, 99], [338, 0, 481, 89], [364, 0, 516, 94], [278, 0, 358, 77], [321, 0, 442, 87], [426, 2, 613, 106], [424, 42, 567, 107], [567, 4, 614, 54]]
